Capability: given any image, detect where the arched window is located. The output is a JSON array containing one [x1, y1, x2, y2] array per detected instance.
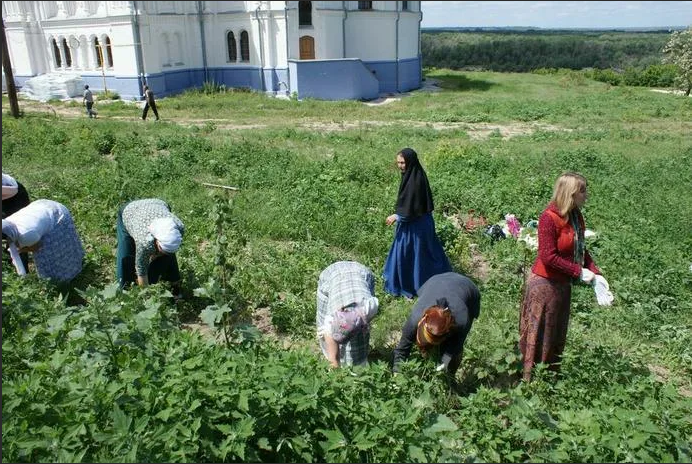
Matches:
[[62, 38, 72, 67], [299, 1, 312, 26], [227, 31, 237, 62], [94, 38, 102, 67], [240, 30, 249, 62], [52, 38, 62, 68], [105, 36, 114, 68], [162, 33, 172, 66], [175, 33, 184, 65]]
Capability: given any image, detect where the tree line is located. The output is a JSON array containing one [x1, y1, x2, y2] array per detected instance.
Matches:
[[421, 31, 680, 87]]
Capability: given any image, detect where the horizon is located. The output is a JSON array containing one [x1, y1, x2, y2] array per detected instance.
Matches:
[[420, 25, 688, 31], [420, 1, 692, 30]]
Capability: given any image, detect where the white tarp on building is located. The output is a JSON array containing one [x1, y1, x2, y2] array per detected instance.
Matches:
[[19, 73, 84, 101]]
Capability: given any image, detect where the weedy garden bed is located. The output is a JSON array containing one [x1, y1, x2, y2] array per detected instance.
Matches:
[[2, 69, 691, 462]]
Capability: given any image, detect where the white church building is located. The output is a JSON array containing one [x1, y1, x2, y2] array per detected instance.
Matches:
[[2, 1, 422, 101]]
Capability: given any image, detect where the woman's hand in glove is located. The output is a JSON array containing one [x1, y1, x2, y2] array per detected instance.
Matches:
[[580, 267, 595, 283]]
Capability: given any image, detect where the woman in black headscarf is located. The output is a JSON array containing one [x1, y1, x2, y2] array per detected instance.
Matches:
[[383, 148, 452, 298]]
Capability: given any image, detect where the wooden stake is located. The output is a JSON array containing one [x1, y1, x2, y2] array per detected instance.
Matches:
[[202, 182, 240, 191]]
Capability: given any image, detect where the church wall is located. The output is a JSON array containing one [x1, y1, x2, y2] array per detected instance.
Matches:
[[2, 1, 422, 101]]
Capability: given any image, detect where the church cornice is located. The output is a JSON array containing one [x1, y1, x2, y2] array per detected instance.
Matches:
[[36, 16, 134, 30]]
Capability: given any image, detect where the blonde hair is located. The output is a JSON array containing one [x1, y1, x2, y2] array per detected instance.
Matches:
[[551, 172, 586, 216]]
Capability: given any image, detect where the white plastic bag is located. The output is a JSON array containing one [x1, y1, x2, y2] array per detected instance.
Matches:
[[593, 276, 613, 306]]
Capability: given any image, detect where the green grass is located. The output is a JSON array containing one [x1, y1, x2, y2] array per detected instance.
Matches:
[[2, 70, 691, 462]]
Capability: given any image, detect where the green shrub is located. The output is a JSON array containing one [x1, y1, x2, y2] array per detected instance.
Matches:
[[94, 130, 116, 155]]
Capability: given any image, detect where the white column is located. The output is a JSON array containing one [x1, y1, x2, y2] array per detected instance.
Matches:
[[70, 37, 81, 69]]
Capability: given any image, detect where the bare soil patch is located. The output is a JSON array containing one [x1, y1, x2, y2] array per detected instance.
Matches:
[[11, 97, 569, 140], [647, 363, 692, 397], [301, 120, 567, 139]]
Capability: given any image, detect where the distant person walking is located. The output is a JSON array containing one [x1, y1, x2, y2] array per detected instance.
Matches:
[[141, 85, 160, 121], [82, 84, 97, 118]]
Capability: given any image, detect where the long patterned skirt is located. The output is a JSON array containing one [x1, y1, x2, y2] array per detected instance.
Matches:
[[519, 273, 572, 381], [33, 206, 84, 282]]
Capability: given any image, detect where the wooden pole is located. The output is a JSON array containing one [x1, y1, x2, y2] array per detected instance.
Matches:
[[97, 44, 107, 93], [1, 19, 20, 118]]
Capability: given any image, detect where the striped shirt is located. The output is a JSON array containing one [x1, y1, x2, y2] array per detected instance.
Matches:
[[316, 261, 376, 366], [121, 199, 185, 277]]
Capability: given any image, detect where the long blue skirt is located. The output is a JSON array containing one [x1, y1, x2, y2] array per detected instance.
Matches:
[[383, 212, 452, 298]]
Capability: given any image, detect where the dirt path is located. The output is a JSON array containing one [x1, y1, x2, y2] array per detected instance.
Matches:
[[12, 99, 567, 140]]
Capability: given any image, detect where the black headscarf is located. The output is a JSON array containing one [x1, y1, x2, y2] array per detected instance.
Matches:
[[395, 148, 434, 218]]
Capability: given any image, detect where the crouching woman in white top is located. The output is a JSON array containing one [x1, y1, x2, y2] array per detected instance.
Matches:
[[2, 199, 85, 282]]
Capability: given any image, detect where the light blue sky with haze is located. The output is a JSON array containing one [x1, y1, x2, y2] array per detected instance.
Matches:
[[420, 1, 692, 29]]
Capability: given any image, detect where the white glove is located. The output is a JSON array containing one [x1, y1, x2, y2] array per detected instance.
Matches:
[[580, 267, 595, 283], [593, 275, 614, 306]]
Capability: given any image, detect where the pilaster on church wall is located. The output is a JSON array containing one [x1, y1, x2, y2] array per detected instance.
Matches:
[[318, 8, 348, 60], [3, 1, 23, 22], [108, 23, 138, 74]]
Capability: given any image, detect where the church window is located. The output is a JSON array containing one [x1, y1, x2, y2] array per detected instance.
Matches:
[[105, 36, 114, 68], [52, 39, 62, 68], [227, 31, 237, 62], [240, 30, 249, 62], [94, 38, 102, 67], [62, 38, 72, 67], [299, 1, 312, 26]]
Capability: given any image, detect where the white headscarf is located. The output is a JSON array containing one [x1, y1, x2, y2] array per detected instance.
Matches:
[[148, 217, 182, 253], [2, 219, 19, 242], [2, 173, 19, 200], [2, 219, 41, 248]]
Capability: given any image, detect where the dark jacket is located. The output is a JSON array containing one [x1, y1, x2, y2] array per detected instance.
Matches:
[[392, 272, 480, 371]]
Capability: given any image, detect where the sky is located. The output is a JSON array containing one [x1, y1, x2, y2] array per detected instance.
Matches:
[[420, 1, 692, 29]]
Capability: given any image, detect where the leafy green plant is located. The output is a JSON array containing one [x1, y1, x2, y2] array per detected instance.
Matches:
[[194, 194, 252, 346], [98, 89, 120, 100]]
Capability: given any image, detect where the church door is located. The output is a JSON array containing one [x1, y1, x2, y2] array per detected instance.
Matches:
[[299, 36, 315, 60]]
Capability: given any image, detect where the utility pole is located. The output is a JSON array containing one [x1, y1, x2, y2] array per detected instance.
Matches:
[[1, 19, 20, 117]]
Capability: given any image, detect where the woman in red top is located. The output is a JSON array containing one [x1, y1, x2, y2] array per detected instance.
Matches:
[[519, 172, 605, 381]]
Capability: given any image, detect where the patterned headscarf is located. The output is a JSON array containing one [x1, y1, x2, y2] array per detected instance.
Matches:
[[330, 296, 379, 343]]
